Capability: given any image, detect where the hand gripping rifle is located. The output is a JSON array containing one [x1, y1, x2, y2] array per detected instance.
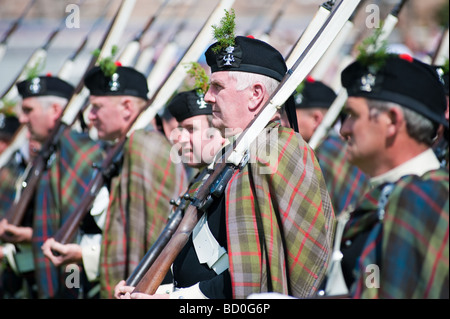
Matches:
[[132, 0, 362, 295], [308, 0, 409, 150], [49, 0, 236, 248], [1, 0, 136, 228]]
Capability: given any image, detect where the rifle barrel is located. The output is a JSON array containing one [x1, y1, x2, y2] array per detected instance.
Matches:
[[51, 0, 235, 248], [132, 0, 362, 295], [0, 0, 37, 44], [2, 0, 135, 229]]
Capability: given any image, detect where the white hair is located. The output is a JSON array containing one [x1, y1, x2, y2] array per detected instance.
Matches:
[[36, 95, 69, 109], [367, 99, 437, 146], [228, 71, 279, 95]]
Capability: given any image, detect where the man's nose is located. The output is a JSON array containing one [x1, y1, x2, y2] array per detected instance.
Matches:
[[339, 119, 351, 139], [19, 113, 28, 124], [204, 89, 214, 104]]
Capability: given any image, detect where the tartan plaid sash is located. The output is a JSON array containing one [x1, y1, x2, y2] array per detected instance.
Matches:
[[32, 129, 103, 298], [346, 169, 449, 298], [225, 122, 335, 298], [99, 128, 188, 298]]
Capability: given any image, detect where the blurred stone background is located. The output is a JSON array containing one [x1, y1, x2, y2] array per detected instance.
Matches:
[[0, 0, 448, 98]]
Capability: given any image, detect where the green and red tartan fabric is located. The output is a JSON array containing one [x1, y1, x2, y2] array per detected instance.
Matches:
[[99, 128, 188, 298], [314, 130, 370, 216], [345, 169, 449, 298], [32, 129, 104, 299], [224, 122, 335, 298]]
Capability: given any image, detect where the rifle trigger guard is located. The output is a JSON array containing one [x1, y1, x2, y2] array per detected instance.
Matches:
[[197, 194, 214, 213]]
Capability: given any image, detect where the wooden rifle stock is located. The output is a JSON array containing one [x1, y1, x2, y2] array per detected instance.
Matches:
[[126, 201, 184, 286], [133, 163, 235, 294], [132, 205, 203, 294], [3, 123, 65, 226], [132, 0, 362, 295], [125, 167, 212, 286], [50, 0, 236, 250]]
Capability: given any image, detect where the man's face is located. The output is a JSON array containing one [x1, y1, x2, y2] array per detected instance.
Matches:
[[174, 115, 224, 168], [340, 97, 389, 174], [204, 72, 253, 138], [88, 96, 126, 141], [19, 97, 59, 143], [296, 109, 321, 143]]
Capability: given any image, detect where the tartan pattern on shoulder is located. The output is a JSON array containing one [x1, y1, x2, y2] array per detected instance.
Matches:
[[315, 130, 370, 215], [32, 129, 103, 299], [100, 128, 188, 298], [225, 122, 335, 299], [348, 169, 449, 298]]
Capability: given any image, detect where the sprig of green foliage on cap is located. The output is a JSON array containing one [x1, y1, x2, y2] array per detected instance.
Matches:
[[185, 62, 210, 96], [356, 24, 389, 74], [25, 56, 46, 81], [92, 45, 120, 77], [211, 8, 236, 54]]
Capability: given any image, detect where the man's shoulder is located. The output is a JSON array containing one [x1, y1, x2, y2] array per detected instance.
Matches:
[[388, 169, 449, 216], [396, 168, 449, 189]]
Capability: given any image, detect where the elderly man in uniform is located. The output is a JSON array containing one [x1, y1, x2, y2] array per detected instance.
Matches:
[[323, 52, 449, 298], [0, 75, 104, 298], [42, 64, 188, 298], [121, 23, 335, 298]]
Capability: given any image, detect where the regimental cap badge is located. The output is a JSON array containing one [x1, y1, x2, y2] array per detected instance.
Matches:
[[223, 46, 235, 66], [295, 92, 303, 105], [29, 77, 42, 94], [109, 72, 120, 92], [196, 91, 207, 109], [359, 73, 376, 92]]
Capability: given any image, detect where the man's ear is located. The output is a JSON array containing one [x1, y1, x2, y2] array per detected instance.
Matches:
[[312, 109, 325, 130], [50, 102, 64, 122], [248, 82, 266, 112], [120, 97, 133, 120], [386, 107, 404, 137]]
